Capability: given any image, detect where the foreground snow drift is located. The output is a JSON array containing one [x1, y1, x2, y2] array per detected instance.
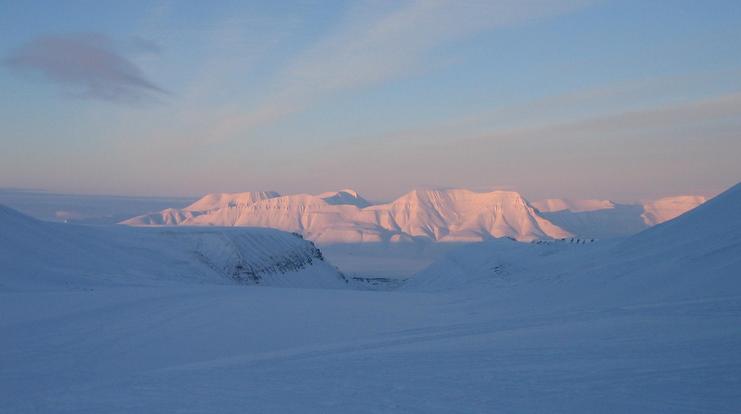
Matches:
[[0, 205, 346, 290]]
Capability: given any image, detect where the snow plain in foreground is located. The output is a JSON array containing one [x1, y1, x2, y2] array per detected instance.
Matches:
[[1, 183, 740, 413]]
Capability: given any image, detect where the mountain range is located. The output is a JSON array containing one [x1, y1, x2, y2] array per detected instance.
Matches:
[[2, 182, 738, 412], [123, 189, 571, 243], [123, 188, 706, 242], [409, 183, 739, 305]]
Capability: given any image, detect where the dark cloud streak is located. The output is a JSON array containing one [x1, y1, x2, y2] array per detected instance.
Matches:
[[4, 33, 167, 103], [130, 36, 162, 55]]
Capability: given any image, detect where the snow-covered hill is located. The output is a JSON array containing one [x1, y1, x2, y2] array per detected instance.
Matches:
[[317, 189, 371, 207], [123, 188, 572, 243], [408, 182, 740, 305], [185, 191, 281, 211], [640, 195, 707, 226], [3, 184, 739, 413], [537, 202, 648, 239], [532, 195, 706, 238], [531, 198, 616, 213], [0, 205, 346, 291]]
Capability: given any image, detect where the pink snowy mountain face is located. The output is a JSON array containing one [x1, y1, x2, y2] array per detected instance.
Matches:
[[122, 189, 572, 244], [529, 195, 707, 239], [640, 195, 707, 225], [532, 196, 706, 222], [531, 198, 617, 213]]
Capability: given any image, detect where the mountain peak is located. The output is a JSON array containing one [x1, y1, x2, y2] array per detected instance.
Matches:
[[186, 191, 280, 211], [532, 198, 616, 213], [337, 188, 359, 197], [122, 187, 570, 243], [641, 194, 707, 225], [318, 189, 370, 207]]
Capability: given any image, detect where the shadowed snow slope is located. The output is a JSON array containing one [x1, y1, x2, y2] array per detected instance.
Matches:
[[408, 182, 740, 305], [123, 188, 571, 243], [2, 186, 739, 413], [3, 186, 740, 413], [185, 191, 281, 211], [641, 195, 707, 225], [620, 184, 740, 261], [0, 205, 346, 291], [317, 189, 371, 207], [531, 198, 616, 213], [532, 195, 706, 239], [538, 203, 648, 239]]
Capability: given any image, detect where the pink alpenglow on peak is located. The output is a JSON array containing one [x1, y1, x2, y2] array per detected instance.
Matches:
[[122, 188, 572, 243], [641, 195, 707, 226], [531, 198, 616, 213], [185, 191, 281, 211], [317, 189, 371, 208]]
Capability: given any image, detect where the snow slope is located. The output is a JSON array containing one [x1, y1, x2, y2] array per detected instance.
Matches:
[[184, 191, 281, 211], [318, 189, 371, 207], [641, 195, 707, 225], [368, 189, 570, 242], [1, 185, 739, 412], [2, 184, 740, 412], [0, 188, 194, 224], [531, 198, 616, 213], [538, 203, 648, 238], [0, 205, 346, 291], [123, 188, 571, 243], [533, 195, 706, 238], [408, 182, 740, 305]]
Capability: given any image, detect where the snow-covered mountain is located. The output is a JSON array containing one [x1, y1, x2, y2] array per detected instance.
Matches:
[[3, 184, 739, 412], [123, 188, 571, 243], [532, 194, 706, 238], [185, 191, 280, 211], [317, 189, 371, 207], [0, 205, 346, 291], [640, 195, 707, 226], [367, 189, 569, 242], [531, 198, 616, 213], [408, 182, 740, 304]]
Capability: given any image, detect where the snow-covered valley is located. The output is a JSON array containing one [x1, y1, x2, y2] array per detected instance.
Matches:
[[1, 183, 739, 413]]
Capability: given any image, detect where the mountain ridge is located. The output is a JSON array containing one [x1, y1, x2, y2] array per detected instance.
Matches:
[[0, 204, 347, 290], [531, 194, 706, 238], [123, 188, 572, 243], [407, 181, 741, 304]]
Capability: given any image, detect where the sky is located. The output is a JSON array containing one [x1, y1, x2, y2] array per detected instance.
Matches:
[[1, 0, 740, 203]]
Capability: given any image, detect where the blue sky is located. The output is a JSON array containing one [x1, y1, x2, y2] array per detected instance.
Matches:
[[1, 0, 740, 202]]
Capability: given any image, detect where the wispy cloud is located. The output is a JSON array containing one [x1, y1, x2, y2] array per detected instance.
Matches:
[[202, 0, 592, 143], [4, 33, 167, 103], [470, 90, 741, 143], [130, 36, 163, 56], [332, 69, 741, 150], [349, 90, 736, 198]]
